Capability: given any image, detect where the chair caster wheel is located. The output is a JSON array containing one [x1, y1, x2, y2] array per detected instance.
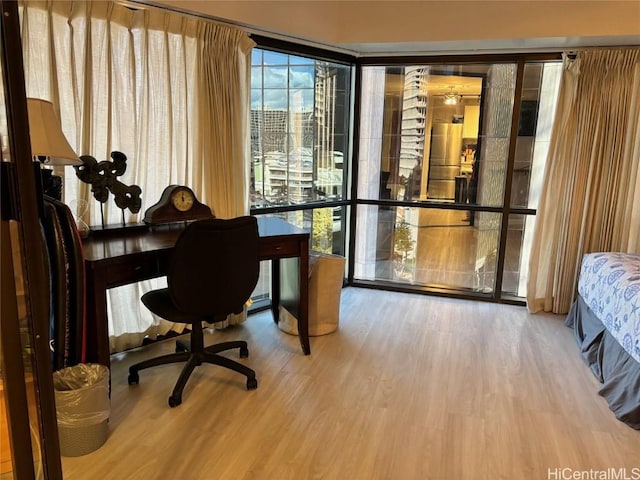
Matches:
[[239, 346, 249, 358], [247, 378, 258, 390], [128, 371, 139, 385], [168, 395, 182, 408]]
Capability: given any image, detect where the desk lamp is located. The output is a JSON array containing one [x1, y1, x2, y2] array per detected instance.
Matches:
[[26, 98, 81, 200]]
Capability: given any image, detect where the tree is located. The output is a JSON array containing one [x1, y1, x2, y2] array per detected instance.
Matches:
[[394, 220, 414, 262], [312, 208, 333, 253]]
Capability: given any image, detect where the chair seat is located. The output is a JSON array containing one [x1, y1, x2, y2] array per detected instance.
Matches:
[[142, 288, 228, 326]]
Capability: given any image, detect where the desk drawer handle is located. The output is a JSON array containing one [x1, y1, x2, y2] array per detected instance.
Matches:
[[134, 265, 143, 271]]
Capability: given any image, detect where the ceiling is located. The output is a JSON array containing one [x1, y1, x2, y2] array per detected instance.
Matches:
[[145, 1, 640, 57], [343, 35, 640, 57]]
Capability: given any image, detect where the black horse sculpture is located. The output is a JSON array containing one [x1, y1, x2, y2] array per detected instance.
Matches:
[[74, 151, 142, 226]]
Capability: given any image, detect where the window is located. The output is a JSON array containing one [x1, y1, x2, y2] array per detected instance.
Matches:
[[354, 60, 561, 300], [250, 49, 351, 216], [249, 49, 561, 304], [249, 45, 354, 303]]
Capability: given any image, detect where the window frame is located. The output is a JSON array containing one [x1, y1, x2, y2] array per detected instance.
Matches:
[[349, 53, 562, 304], [249, 38, 563, 305], [249, 36, 356, 251]]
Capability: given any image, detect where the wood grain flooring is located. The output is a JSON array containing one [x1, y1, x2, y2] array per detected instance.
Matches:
[[61, 288, 640, 479]]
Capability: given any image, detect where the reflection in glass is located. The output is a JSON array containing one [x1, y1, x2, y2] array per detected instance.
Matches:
[[354, 204, 501, 292], [357, 62, 517, 290], [289, 89, 314, 108], [289, 66, 314, 88], [250, 49, 351, 209], [263, 50, 288, 65], [0, 375, 9, 476], [250, 66, 262, 88], [263, 88, 289, 110], [356, 60, 561, 299], [359, 63, 517, 209], [251, 49, 262, 65], [502, 214, 525, 296], [289, 55, 315, 66], [2, 222, 45, 477], [263, 66, 288, 88], [511, 62, 562, 209], [250, 208, 346, 304], [250, 89, 262, 109], [1, 51, 40, 474], [257, 209, 345, 257]]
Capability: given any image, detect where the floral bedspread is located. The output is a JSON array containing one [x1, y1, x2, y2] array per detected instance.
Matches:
[[578, 252, 640, 363]]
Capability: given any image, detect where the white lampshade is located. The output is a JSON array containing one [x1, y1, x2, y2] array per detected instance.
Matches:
[[27, 98, 81, 166]]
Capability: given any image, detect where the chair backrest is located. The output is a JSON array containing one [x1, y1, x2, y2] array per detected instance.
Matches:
[[168, 216, 260, 317]]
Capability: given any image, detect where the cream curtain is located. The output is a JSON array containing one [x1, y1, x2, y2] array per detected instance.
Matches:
[[197, 24, 254, 218], [19, 0, 255, 351], [194, 22, 255, 328], [527, 48, 640, 314]]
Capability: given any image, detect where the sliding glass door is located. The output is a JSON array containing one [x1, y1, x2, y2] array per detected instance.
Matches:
[[353, 58, 561, 300]]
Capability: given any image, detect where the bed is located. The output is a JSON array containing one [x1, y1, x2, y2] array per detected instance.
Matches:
[[565, 252, 640, 429]]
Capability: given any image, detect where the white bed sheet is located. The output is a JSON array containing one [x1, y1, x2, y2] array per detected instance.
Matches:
[[577, 252, 640, 363]]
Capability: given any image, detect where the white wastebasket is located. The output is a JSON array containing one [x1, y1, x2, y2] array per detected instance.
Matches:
[[53, 363, 110, 456], [279, 251, 345, 336]]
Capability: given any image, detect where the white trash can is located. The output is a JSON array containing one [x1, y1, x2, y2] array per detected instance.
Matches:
[[279, 251, 345, 336], [53, 363, 110, 457]]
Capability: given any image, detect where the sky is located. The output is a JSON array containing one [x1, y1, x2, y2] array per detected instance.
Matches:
[[251, 49, 316, 111]]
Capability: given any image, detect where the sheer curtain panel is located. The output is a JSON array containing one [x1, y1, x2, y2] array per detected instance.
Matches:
[[19, 0, 255, 352], [527, 48, 640, 314]]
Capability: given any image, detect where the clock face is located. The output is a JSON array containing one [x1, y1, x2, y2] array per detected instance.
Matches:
[[170, 188, 195, 212]]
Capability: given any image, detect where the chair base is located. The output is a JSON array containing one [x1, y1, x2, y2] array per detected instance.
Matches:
[[128, 323, 257, 408]]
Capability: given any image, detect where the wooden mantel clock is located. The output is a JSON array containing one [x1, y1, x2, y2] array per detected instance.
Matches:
[[143, 185, 214, 225]]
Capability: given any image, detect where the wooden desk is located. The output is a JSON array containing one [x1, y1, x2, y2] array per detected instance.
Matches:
[[82, 217, 310, 368]]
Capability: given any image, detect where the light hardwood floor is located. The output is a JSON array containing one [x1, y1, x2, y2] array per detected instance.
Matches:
[[61, 288, 639, 479]]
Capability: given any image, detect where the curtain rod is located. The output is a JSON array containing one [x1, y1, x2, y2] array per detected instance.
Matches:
[[120, 0, 360, 56]]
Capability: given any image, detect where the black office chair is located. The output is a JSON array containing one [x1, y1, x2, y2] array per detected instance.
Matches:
[[128, 216, 260, 407]]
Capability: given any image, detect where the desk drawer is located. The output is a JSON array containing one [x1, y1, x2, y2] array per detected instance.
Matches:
[[260, 238, 300, 258], [102, 254, 168, 288]]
